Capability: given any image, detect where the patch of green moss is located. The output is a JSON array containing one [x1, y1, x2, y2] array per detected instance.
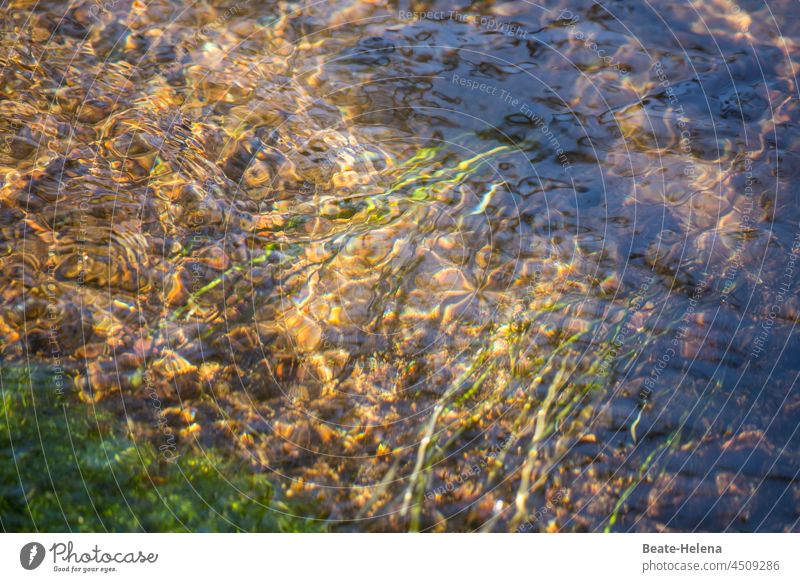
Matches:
[[0, 365, 323, 532]]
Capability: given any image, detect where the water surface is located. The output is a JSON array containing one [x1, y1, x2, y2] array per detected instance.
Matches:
[[1, 0, 799, 532]]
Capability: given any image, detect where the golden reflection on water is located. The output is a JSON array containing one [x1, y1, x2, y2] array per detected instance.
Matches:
[[1, 0, 799, 531]]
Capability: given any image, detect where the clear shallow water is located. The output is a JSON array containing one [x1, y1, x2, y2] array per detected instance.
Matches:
[[0, 0, 799, 531]]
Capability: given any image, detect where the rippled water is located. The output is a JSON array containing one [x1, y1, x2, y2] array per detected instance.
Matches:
[[1, 0, 799, 532]]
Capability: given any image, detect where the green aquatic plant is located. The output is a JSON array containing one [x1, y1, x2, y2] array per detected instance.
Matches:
[[0, 366, 323, 532]]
